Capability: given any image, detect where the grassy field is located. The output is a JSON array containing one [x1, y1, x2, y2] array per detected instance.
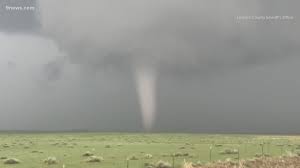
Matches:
[[0, 133, 300, 168]]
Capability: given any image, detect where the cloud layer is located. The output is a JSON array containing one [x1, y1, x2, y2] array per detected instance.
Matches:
[[0, 0, 299, 132]]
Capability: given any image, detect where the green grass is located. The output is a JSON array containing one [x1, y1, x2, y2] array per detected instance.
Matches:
[[0, 133, 299, 168]]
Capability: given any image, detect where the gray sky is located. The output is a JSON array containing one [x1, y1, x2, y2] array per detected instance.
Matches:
[[0, 0, 300, 133]]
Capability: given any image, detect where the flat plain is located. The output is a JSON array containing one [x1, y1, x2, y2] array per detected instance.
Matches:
[[0, 133, 299, 168]]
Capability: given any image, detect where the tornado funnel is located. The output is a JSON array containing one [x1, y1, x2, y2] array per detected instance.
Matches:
[[135, 65, 156, 131]]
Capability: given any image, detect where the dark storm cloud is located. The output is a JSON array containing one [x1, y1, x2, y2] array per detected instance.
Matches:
[[42, 58, 65, 81], [38, 0, 299, 76], [0, 0, 300, 133]]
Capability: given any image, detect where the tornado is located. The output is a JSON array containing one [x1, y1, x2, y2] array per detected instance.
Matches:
[[135, 65, 156, 131]]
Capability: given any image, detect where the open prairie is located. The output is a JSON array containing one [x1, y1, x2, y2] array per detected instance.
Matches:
[[0, 133, 299, 168]]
